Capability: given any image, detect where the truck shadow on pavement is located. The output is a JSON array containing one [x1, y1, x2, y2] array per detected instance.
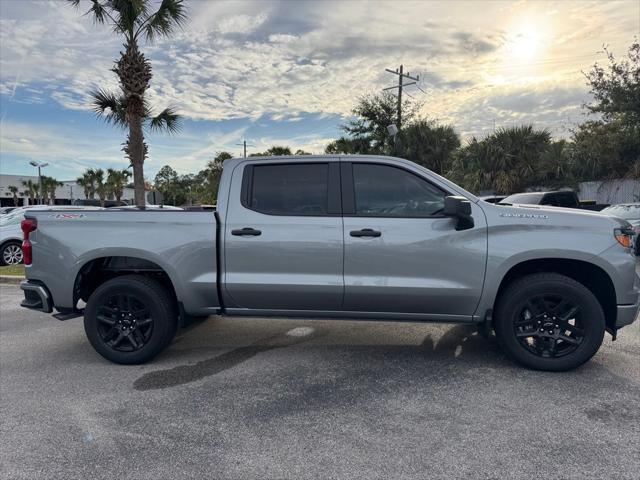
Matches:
[[133, 323, 506, 391]]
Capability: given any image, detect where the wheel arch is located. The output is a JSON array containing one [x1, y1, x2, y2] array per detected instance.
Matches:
[[493, 258, 617, 334], [73, 256, 181, 313]]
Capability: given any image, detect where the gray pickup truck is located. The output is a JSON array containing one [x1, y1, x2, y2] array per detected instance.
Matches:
[[20, 155, 639, 371]]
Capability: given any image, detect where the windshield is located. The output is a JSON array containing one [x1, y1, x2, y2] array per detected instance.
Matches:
[[601, 204, 640, 220], [500, 193, 545, 205]]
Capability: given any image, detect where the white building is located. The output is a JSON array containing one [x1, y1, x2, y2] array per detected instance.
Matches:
[[0, 174, 136, 207]]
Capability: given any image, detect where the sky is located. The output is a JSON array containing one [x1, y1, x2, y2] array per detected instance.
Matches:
[[0, 0, 639, 181]]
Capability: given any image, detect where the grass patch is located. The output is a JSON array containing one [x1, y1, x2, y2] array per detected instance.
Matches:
[[0, 264, 25, 276]]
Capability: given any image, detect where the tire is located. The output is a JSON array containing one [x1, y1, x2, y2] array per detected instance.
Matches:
[[84, 275, 178, 364], [494, 273, 605, 371], [1, 241, 23, 266]]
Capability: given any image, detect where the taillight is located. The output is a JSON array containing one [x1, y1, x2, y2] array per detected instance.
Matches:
[[21, 218, 37, 265]]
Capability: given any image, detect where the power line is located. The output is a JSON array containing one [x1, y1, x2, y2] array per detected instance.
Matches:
[[235, 139, 255, 158]]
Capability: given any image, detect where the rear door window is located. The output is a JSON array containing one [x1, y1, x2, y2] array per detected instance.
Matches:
[[245, 163, 330, 215]]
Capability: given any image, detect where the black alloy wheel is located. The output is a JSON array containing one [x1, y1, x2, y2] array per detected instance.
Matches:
[[84, 275, 177, 364], [494, 273, 605, 371], [96, 293, 154, 352], [512, 294, 584, 359]]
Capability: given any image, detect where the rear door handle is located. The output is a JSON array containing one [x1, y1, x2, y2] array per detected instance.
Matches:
[[231, 227, 262, 236], [349, 228, 381, 238]]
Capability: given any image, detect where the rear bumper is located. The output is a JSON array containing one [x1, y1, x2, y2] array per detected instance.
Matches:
[[20, 280, 53, 313], [616, 303, 639, 328]]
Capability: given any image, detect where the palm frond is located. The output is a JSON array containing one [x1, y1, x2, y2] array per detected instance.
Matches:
[[91, 89, 128, 128], [86, 0, 110, 25], [110, 0, 147, 38], [148, 107, 181, 134], [138, 0, 187, 43]]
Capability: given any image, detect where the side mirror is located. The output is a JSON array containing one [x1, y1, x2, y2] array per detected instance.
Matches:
[[444, 196, 474, 231]]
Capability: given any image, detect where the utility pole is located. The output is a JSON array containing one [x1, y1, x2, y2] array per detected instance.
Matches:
[[384, 65, 419, 130], [236, 140, 255, 158]]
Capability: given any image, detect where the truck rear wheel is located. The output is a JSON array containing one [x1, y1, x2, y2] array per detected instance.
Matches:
[[84, 275, 178, 364], [494, 273, 605, 371]]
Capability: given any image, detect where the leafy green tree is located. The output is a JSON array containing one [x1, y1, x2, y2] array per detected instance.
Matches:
[[571, 40, 640, 180], [40, 176, 63, 205], [106, 168, 132, 203], [8, 186, 20, 206], [449, 125, 553, 194], [21, 180, 39, 205], [93, 169, 108, 207], [69, 0, 187, 206], [325, 137, 373, 154], [154, 165, 179, 204], [294, 149, 312, 155], [340, 91, 420, 154], [584, 40, 640, 125], [250, 146, 293, 156], [399, 120, 461, 174]]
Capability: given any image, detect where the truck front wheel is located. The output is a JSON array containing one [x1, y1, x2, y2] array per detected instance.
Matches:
[[84, 275, 178, 364], [494, 273, 605, 371]]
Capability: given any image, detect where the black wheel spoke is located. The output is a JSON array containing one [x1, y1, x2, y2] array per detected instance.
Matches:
[[103, 326, 119, 341], [126, 333, 140, 349], [97, 314, 116, 326], [96, 292, 155, 353], [516, 330, 538, 338], [560, 306, 580, 322], [560, 322, 584, 336], [558, 334, 580, 345], [513, 293, 584, 359]]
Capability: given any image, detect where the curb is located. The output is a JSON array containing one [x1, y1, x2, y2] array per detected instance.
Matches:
[[0, 276, 24, 285]]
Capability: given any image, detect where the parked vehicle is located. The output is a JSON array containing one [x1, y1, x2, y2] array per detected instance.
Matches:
[[72, 199, 128, 208], [1, 206, 103, 266], [20, 156, 639, 370], [601, 203, 640, 254], [499, 191, 608, 211], [479, 195, 507, 204], [0, 206, 19, 215]]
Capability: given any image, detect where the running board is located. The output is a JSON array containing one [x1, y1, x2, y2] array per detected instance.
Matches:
[[53, 310, 84, 321]]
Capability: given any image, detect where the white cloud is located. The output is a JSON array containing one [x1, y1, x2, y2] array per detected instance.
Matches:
[[0, 0, 638, 171]]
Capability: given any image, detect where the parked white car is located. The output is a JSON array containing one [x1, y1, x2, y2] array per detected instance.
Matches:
[[0, 206, 103, 265]]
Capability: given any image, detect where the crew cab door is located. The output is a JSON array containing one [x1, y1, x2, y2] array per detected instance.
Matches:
[[341, 160, 487, 319], [223, 160, 344, 311]]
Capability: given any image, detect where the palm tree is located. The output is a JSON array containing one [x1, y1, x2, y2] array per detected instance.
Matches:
[[21, 180, 39, 205], [106, 168, 132, 203], [8, 186, 20, 206], [76, 171, 93, 199], [93, 169, 108, 207], [69, 0, 186, 207], [40, 176, 63, 205]]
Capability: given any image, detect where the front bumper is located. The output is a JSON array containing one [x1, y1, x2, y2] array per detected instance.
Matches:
[[20, 280, 53, 313], [616, 303, 639, 328]]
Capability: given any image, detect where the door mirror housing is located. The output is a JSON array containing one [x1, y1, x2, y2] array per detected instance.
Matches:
[[444, 196, 474, 231]]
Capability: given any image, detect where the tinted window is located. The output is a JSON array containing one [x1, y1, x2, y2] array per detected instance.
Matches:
[[249, 163, 329, 215], [554, 192, 577, 207], [500, 193, 545, 205], [352, 163, 447, 217]]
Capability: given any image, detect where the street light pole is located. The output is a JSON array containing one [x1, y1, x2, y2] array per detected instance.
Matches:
[[29, 161, 49, 205]]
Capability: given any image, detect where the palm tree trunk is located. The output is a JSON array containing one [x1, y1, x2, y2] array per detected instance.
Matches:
[[129, 115, 146, 207]]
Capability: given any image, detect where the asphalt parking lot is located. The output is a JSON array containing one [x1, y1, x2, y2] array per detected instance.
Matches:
[[1, 284, 639, 480]]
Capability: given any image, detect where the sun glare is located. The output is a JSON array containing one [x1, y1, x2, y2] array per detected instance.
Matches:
[[506, 18, 548, 62]]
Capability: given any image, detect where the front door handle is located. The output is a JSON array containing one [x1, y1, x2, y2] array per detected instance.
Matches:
[[231, 227, 262, 236], [350, 228, 381, 238]]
